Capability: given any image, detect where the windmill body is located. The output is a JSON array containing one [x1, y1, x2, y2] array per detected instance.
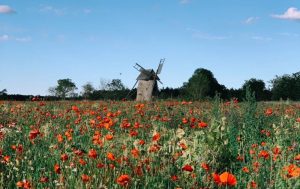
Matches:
[[133, 59, 164, 101]]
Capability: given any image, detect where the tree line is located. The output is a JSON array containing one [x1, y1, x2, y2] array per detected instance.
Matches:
[[1, 68, 300, 101]]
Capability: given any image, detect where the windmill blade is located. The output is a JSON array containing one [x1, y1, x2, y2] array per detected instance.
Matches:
[[156, 58, 164, 75]]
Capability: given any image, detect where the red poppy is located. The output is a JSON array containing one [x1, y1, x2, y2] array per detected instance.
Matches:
[[131, 148, 139, 158], [117, 174, 131, 186], [152, 133, 161, 142], [182, 165, 193, 172], [54, 164, 61, 174], [201, 163, 210, 171], [60, 154, 68, 161], [88, 149, 97, 159], [29, 129, 40, 140], [258, 150, 270, 159], [213, 172, 237, 186], [198, 121, 208, 128], [107, 152, 116, 161], [81, 174, 90, 182]]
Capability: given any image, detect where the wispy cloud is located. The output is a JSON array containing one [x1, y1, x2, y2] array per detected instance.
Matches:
[[244, 17, 259, 24], [0, 34, 31, 42], [0, 34, 9, 41], [272, 7, 300, 20], [251, 36, 272, 41], [278, 32, 300, 38], [83, 8, 92, 14], [39, 5, 66, 16], [15, 37, 32, 42], [180, 0, 191, 4], [187, 28, 229, 40], [0, 5, 15, 14]]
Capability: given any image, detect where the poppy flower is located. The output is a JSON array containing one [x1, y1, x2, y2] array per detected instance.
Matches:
[[131, 148, 139, 158], [117, 174, 131, 186], [88, 149, 98, 159], [258, 150, 270, 159], [152, 133, 160, 142], [294, 154, 300, 161], [265, 108, 273, 116], [54, 164, 61, 174], [107, 152, 116, 161], [81, 174, 90, 182], [283, 164, 300, 178], [182, 165, 193, 172], [201, 163, 210, 171], [213, 172, 237, 186], [171, 175, 179, 181], [40, 177, 49, 183], [29, 129, 40, 140], [105, 134, 113, 141], [198, 121, 208, 128], [242, 167, 249, 173], [60, 154, 68, 161]]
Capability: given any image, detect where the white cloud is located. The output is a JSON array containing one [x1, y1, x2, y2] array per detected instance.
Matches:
[[0, 34, 31, 42], [180, 0, 191, 4], [0, 5, 15, 14], [0, 34, 9, 41], [40, 5, 66, 16], [251, 36, 272, 41], [15, 37, 31, 42], [244, 17, 259, 24], [272, 7, 300, 20]]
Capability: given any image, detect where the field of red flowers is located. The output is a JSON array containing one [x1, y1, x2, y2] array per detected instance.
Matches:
[[0, 98, 299, 188]]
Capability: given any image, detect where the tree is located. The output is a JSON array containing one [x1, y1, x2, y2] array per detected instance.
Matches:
[[242, 78, 267, 101], [183, 68, 224, 100], [81, 82, 95, 99], [271, 72, 300, 100], [49, 79, 77, 99], [106, 79, 126, 91]]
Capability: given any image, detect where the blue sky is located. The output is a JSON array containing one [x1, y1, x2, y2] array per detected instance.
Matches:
[[1, 0, 300, 95]]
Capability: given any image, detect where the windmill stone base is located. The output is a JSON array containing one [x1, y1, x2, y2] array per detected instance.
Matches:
[[136, 80, 155, 101]]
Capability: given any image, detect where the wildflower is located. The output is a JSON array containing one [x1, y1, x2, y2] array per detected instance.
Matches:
[[242, 167, 249, 173], [201, 163, 210, 171], [88, 149, 97, 159], [283, 164, 300, 178], [265, 108, 273, 116], [258, 150, 270, 159], [182, 165, 193, 172], [131, 148, 139, 158], [105, 134, 113, 140], [152, 133, 160, 142], [182, 118, 189, 124], [29, 129, 40, 140], [57, 134, 63, 143], [60, 154, 68, 161], [81, 174, 90, 182], [107, 152, 116, 161], [171, 175, 179, 181], [79, 158, 87, 166], [117, 174, 130, 186], [294, 154, 300, 161], [248, 181, 257, 188], [213, 172, 237, 186], [198, 121, 208, 128], [54, 164, 61, 174]]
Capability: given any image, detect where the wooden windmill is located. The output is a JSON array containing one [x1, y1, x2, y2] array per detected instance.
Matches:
[[132, 59, 164, 101]]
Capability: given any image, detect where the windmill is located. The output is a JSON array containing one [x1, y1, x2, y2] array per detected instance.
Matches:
[[128, 59, 164, 101]]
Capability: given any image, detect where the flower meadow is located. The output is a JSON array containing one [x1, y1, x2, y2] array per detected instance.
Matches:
[[0, 97, 299, 189]]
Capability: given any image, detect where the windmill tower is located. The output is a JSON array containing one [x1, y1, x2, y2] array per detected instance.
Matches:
[[133, 59, 164, 101]]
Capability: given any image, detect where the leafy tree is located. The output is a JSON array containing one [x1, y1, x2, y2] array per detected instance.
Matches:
[[242, 78, 268, 101], [183, 68, 224, 100], [271, 72, 300, 100], [49, 79, 77, 99], [106, 79, 126, 91], [81, 82, 95, 99]]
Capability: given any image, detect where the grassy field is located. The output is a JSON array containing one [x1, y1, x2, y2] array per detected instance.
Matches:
[[0, 98, 299, 188]]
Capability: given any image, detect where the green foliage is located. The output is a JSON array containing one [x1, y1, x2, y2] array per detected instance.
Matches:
[[49, 78, 77, 99], [271, 72, 300, 100], [81, 82, 95, 99], [183, 68, 224, 100]]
